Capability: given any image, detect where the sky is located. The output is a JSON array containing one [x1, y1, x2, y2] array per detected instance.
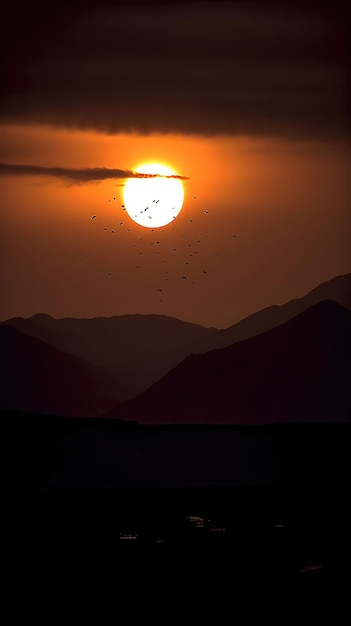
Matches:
[[1, 0, 349, 329]]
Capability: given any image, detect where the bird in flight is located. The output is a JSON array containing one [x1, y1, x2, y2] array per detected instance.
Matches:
[[91, 215, 97, 220]]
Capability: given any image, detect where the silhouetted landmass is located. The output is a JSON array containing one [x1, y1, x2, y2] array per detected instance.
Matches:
[[0, 326, 123, 416], [2, 274, 349, 410], [1, 275, 350, 420], [0, 313, 217, 403], [3, 409, 350, 492], [107, 300, 351, 423], [191, 272, 351, 354], [3, 411, 350, 616]]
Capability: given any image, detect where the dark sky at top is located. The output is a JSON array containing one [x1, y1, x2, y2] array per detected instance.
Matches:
[[1, 0, 349, 141]]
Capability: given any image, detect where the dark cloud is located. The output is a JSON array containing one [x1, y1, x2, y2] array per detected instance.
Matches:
[[1, 1, 348, 140], [0, 163, 189, 182]]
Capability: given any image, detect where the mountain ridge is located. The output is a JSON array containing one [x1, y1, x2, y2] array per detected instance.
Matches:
[[0, 325, 122, 416], [106, 299, 351, 424]]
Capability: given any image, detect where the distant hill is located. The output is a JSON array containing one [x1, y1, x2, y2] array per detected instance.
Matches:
[[0, 314, 217, 403], [1, 274, 349, 414], [190, 273, 351, 355], [107, 300, 351, 424], [0, 326, 122, 416]]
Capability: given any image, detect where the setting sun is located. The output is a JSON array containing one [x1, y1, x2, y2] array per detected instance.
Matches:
[[123, 163, 184, 228]]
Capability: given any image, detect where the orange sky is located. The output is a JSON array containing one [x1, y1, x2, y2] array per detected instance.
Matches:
[[1, 123, 349, 328]]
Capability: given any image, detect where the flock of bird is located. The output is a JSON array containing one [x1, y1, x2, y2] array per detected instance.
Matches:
[[89, 191, 237, 302]]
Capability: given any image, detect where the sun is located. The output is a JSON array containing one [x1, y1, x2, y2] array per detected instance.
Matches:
[[123, 163, 184, 228]]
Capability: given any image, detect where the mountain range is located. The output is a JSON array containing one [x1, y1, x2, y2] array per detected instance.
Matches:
[[108, 300, 350, 423], [0, 325, 121, 416], [1, 272, 350, 422]]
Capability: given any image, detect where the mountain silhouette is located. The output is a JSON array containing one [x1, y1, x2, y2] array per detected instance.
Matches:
[[0, 314, 217, 403], [190, 272, 351, 355], [1, 274, 349, 406], [0, 326, 122, 416], [107, 300, 351, 424]]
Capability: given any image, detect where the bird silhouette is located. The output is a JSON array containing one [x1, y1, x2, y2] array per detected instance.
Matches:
[[91, 215, 97, 220]]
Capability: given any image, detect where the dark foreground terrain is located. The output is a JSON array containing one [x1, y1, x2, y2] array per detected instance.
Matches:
[[3, 411, 350, 621]]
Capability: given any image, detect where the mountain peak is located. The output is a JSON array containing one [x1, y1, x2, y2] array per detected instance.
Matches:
[[30, 313, 55, 321]]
